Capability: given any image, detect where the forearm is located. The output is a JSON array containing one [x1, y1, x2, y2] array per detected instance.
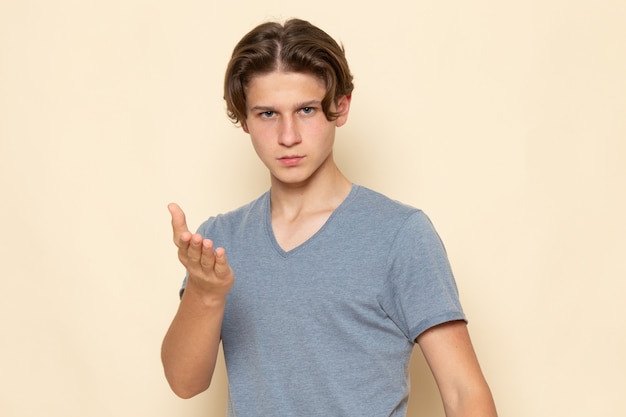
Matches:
[[418, 321, 497, 417], [161, 284, 226, 399]]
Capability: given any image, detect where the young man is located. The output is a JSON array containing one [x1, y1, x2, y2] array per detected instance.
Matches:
[[162, 18, 497, 417]]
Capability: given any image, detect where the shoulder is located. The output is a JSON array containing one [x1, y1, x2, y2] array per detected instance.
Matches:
[[349, 184, 429, 226], [349, 185, 447, 251], [196, 191, 269, 235], [350, 184, 409, 210]]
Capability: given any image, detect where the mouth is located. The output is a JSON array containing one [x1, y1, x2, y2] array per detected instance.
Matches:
[[277, 155, 304, 166]]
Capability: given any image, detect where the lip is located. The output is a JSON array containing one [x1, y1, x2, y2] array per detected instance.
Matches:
[[277, 155, 304, 167]]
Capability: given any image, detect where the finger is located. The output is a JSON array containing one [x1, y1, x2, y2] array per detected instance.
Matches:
[[168, 203, 191, 246], [214, 247, 233, 278], [200, 239, 216, 270], [187, 233, 204, 263]]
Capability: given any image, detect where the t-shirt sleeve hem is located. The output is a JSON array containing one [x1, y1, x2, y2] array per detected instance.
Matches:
[[410, 312, 467, 342]]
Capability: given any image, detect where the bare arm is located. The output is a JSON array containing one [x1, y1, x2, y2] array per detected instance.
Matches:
[[417, 321, 498, 417], [161, 203, 234, 399]]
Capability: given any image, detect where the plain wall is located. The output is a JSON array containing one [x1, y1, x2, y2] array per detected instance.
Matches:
[[1, 1, 625, 416]]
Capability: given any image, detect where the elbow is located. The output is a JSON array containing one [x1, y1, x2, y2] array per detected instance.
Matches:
[[166, 375, 211, 399], [172, 386, 204, 400], [161, 338, 215, 399], [163, 364, 211, 399]]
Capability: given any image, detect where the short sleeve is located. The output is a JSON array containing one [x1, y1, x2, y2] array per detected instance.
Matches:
[[378, 211, 466, 342]]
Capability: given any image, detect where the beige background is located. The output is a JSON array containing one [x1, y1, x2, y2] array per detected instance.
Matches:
[[1, 0, 625, 416]]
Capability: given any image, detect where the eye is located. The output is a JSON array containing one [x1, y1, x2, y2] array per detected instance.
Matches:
[[300, 107, 314, 115], [260, 111, 275, 118]]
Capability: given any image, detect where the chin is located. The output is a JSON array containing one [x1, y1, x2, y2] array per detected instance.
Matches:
[[271, 175, 312, 188]]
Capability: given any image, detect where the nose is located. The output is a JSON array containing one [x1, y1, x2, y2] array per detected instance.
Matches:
[[277, 116, 302, 147]]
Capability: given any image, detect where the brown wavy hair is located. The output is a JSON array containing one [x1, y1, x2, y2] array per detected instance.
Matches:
[[224, 19, 354, 126]]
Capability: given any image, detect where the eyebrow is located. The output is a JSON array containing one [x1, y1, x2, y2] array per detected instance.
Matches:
[[295, 100, 322, 108], [249, 100, 322, 113]]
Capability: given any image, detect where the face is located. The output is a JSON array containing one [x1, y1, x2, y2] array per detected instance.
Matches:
[[242, 71, 350, 189]]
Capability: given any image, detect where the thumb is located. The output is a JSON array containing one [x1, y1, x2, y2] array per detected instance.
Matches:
[[168, 203, 190, 235]]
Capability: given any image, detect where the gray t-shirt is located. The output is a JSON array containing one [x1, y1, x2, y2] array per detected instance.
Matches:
[[181, 184, 466, 416]]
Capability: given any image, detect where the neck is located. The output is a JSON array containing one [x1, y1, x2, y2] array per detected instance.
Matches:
[[269, 164, 352, 220]]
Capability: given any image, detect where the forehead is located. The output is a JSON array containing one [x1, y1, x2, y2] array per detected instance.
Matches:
[[245, 71, 326, 107]]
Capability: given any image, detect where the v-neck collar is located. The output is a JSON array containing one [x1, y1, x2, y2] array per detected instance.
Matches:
[[264, 184, 359, 258]]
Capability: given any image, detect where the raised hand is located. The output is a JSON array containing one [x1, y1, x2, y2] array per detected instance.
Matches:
[[168, 203, 234, 300]]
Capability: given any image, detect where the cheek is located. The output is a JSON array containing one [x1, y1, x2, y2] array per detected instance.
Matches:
[[312, 124, 336, 146], [245, 121, 273, 138], [250, 136, 272, 161]]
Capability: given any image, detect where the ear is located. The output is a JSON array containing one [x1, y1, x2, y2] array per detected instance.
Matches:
[[241, 120, 249, 133], [335, 95, 352, 127]]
